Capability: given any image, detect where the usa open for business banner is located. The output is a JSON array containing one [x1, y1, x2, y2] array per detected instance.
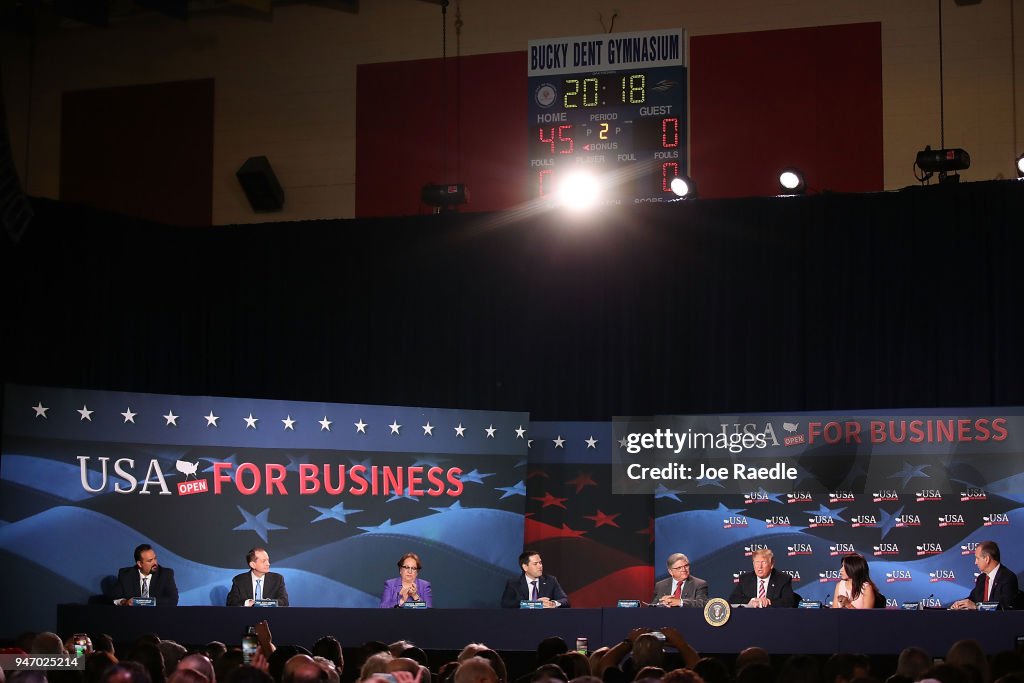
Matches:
[[0, 384, 528, 634], [619, 411, 1024, 607]]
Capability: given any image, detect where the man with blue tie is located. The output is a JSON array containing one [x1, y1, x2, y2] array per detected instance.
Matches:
[[227, 547, 290, 606], [111, 543, 179, 606], [500, 550, 569, 608]]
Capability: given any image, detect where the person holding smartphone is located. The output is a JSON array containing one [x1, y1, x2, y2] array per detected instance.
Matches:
[[380, 552, 432, 608]]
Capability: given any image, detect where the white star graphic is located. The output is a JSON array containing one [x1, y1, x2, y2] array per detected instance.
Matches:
[[585, 436, 598, 449], [163, 411, 179, 426], [244, 413, 259, 429], [121, 407, 136, 423], [77, 405, 94, 421], [553, 436, 565, 448], [485, 424, 497, 438], [319, 416, 332, 431], [454, 423, 466, 437], [32, 402, 48, 419], [389, 421, 401, 435], [422, 422, 434, 436], [355, 419, 367, 433], [515, 425, 526, 439], [205, 411, 220, 427], [618, 436, 628, 448], [282, 415, 296, 430]]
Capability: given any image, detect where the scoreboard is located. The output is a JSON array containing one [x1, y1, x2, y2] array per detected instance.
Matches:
[[527, 29, 687, 204]]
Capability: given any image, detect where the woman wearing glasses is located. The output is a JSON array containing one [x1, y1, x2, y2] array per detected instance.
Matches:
[[380, 552, 433, 608]]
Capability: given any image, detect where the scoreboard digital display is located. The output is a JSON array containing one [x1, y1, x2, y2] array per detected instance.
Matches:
[[528, 29, 687, 204]]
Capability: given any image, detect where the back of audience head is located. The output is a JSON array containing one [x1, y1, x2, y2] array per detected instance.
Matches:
[[283, 655, 327, 683], [990, 651, 1024, 683], [399, 648, 428, 670], [459, 646, 490, 663], [8, 672, 48, 683], [126, 642, 166, 683], [85, 651, 120, 683], [779, 655, 819, 683], [736, 649, 770, 676], [361, 653, 395, 682], [571, 677, 603, 683], [31, 632, 65, 655], [824, 654, 869, 683], [946, 640, 990, 683], [204, 644, 228, 665], [313, 657, 340, 683], [168, 669, 209, 683], [633, 666, 666, 682], [663, 669, 705, 683], [102, 662, 154, 683], [531, 664, 567, 683], [159, 641, 187, 675], [632, 635, 665, 670], [179, 654, 216, 683], [553, 653, 590, 681], [270, 646, 313, 683], [473, 650, 506, 683], [738, 664, 775, 683], [895, 648, 931, 682], [92, 634, 116, 656], [214, 650, 244, 683], [226, 667, 275, 683], [454, 658, 499, 683], [692, 659, 729, 683], [920, 664, 969, 683], [312, 638, 344, 672], [537, 639, 570, 667]]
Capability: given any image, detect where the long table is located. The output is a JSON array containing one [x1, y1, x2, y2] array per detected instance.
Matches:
[[57, 605, 1024, 655]]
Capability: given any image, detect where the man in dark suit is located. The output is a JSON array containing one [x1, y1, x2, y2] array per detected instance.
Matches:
[[951, 541, 1021, 610], [110, 543, 179, 606], [728, 548, 795, 608], [653, 552, 709, 608], [500, 550, 569, 608], [226, 547, 289, 606]]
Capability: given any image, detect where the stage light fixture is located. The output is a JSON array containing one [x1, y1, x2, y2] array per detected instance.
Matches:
[[670, 175, 696, 199], [557, 171, 600, 211], [778, 168, 806, 195], [914, 147, 970, 183], [1016, 153, 1024, 178], [421, 183, 469, 210]]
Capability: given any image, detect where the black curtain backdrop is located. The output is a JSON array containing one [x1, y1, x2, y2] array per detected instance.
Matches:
[[2, 181, 1023, 421]]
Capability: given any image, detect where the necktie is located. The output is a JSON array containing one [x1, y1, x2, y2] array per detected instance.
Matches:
[[531, 580, 539, 600], [983, 574, 990, 601], [256, 579, 263, 601], [672, 581, 683, 599], [757, 579, 766, 600], [141, 577, 150, 598]]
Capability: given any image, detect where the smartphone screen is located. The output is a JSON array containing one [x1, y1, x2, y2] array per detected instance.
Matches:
[[242, 634, 259, 664]]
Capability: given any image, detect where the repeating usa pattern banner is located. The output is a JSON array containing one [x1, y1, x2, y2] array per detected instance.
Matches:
[[0, 384, 528, 635], [646, 411, 1024, 607]]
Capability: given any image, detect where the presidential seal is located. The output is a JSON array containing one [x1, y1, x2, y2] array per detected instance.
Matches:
[[703, 597, 731, 627]]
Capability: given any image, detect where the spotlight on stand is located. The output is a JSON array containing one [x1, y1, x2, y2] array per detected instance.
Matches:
[[670, 175, 696, 199], [914, 146, 970, 184], [778, 168, 806, 195], [421, 183, 469, 211], [1016, 153, 1024, 178]]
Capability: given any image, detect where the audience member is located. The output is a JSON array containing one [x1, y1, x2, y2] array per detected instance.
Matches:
[[102, 662, 154, 683], [691, 659, 729, 683], [85, 651, 120, 683], [887, 647, 931, 683], [179, 654, 217, 683], [779, 655, 819, 683], [736, 649, 771, 675], [737, 665, 774, 683], [455, 658, 500, 683], [125, 642, 167, 683], [159, 641, 188, 675], [313, 638, 344, 674], [662, 670, 704, 683], [946, 640, 990, 683]]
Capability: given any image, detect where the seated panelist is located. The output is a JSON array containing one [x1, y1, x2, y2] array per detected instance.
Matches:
[[109, 543, 179, 606], [380, 552, 433, 608], [226, 546, 290, 606], [833, 553, 878, 609]]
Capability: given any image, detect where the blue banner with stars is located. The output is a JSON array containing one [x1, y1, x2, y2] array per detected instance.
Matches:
[[0, 384, 529, 634]]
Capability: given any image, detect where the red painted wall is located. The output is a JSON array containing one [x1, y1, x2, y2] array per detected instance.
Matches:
[[356, 23, 883, 216]]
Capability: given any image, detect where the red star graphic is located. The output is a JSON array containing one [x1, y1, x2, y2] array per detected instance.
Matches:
[[532, 492, 568, 508], [560, 523, 587, 538], [526, 467, 550, 480], [636, 517, 655, 543], [566, 471, 598, 493], [584, 509, 621, 528]]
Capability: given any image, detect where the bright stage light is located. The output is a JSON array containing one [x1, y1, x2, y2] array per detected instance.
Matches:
[[557, 172, 601, 211], [778, 168, 806, 195], [670, 175, 696, 199]]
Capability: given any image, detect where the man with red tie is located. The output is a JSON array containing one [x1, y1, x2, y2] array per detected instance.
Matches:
[[728, 548, 796, 608], [653, 553, 709, 607], [951, 541, 1021, 610]]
